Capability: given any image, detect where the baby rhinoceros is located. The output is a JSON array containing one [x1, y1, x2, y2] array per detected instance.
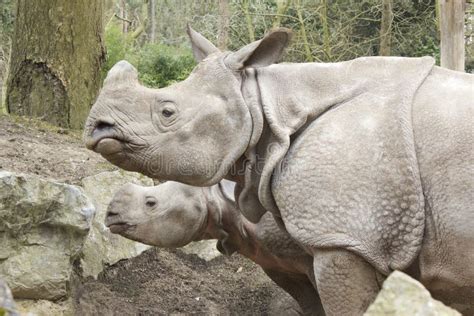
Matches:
[[106, 180, 323, 315]]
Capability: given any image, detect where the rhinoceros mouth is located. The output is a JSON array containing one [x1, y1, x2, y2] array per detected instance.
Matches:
[[94, 137, 124, 155], [84, 121, 127, 153], [107, 222, 135, 234]]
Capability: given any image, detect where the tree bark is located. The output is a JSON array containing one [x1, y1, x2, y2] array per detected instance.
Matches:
[[148, 0, 157, 43], [242, 0, 255, 42], [5, 0, 105, 128], [0, 59, 4, 112], [0, 46, 6, 112], [320, 0, 331, 60], [379, 0, 393, 56], [121, 0, 128, 33], [295, 0, 313, 62], [217, 0, 230, 50], [273, 0, 290, 28], [439, 0, 465, 71]]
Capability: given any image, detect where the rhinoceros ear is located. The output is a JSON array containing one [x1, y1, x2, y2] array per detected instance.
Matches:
[[226, 28, 292, 69], [187, 25, 219, 62], [103, 60, 139, 86]]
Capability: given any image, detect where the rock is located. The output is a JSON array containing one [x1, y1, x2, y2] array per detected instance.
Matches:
[[0, 171, 94, 300], [364, 271, 461, 316], [15, 299, 72, 316], [268, 293, 302, 316], [181, 240, 222, 261], [0, 279, 18, 316], [80, 170, 153, 278]]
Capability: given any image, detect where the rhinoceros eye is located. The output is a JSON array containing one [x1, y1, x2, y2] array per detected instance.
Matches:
[[146, 200, 156, 207], [145, 198, 157, 208], [151, 100, 179, 130], [162, 109, 174, 118]]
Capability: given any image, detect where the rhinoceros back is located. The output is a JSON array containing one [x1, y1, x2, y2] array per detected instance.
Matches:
[[412, 66, 474, 308]]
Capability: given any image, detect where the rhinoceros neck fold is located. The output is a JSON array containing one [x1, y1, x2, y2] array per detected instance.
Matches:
[[237, 61, 366, 222], [199, 184, 255, 255], [238, 57, 435, 234], [241, 62, 362, 151], [241, 68, 265, 155], [242, 56, 436, 273], [256, 61, 366, 126]]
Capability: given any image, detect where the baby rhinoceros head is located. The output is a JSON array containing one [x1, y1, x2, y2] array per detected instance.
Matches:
[[105, 182, 209, 247]]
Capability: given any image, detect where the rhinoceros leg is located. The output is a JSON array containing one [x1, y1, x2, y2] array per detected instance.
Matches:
[[263, 269, 324, 316], [312, 249, 383, 316]]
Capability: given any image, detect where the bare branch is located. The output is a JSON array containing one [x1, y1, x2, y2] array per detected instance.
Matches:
[[114, 13, 132, 24]]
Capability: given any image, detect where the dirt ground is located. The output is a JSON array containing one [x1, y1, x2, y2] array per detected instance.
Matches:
[[73, 248, 293, 315], [0, 114, 295, 315], [0, 114, 117, 185]]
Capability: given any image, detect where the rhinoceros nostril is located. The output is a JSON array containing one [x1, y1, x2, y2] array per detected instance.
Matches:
[[95, 119, 115, 131], [86, 117, 117, 150], [106, 210, 119, 218]]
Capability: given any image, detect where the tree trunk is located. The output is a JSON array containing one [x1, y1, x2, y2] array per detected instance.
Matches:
[[217, 0, 230, 50], [439, 0, 465, 71], [320, 0, 331, 60], [148, 0, 157, 43], [295, 0, 313, 62], [0, 59, 4, 113], [5, 0, 105, 129], [121, 0, 128, 33], [242, 0, 255, 42], [379, 0, 393, 56], [0, 47, 6, 112], [273, 0, 290, 28]]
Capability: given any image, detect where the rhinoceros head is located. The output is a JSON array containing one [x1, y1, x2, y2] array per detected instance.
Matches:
[[105, 182, 209, 247], [84, 26, 291, 185]]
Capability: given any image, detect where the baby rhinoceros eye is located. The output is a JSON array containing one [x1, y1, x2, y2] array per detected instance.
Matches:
[[162, 109, 174, 118], [145, 200, 157, 207]]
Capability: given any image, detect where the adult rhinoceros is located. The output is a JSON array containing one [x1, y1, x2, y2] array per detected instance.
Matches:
[[83, 27, 474, 315]]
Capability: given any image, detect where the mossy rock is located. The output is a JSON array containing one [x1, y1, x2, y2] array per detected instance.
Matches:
[[0, 171, 93, 300]]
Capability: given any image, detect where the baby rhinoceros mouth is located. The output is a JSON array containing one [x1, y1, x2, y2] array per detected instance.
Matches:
[[107, 222, 134, 234], [105, 218, 135, 234], [105, 208, 136, 234]]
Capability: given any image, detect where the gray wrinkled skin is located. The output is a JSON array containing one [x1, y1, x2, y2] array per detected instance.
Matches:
[[84, 27, 474, 315], [106, 180, 324, 315]]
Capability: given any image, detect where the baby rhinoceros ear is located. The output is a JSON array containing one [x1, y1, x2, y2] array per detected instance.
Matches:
[[225, 28, 292, 70]]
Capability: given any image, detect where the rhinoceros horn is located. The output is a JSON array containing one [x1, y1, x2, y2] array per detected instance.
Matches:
[[103, 60, 139, 87]]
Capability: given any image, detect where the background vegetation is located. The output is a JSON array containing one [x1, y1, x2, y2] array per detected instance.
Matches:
[[98, 0, 474, 86], [94, 0, 472, 89], [0, 0, 472, 97]]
